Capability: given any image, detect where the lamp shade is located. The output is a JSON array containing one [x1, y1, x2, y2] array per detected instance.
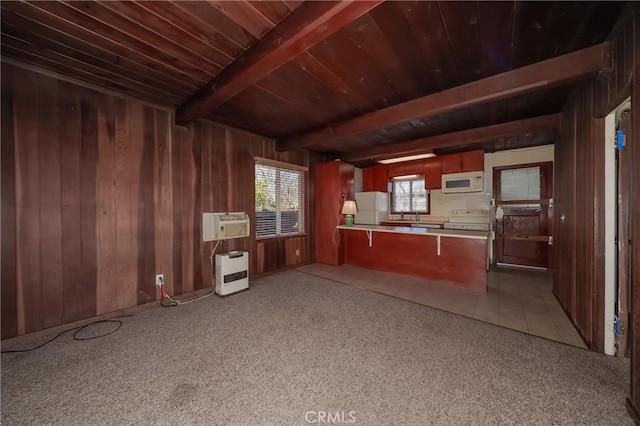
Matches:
[[341, 200, 357, 215]]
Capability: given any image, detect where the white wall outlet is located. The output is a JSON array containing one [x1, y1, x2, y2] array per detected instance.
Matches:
[[155, 274, 164, 287], [295, 249, 300, 256]]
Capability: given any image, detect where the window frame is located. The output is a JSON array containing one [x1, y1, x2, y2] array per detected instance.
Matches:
[[391, 175, 430, 214], [254, 157, 307, 239]]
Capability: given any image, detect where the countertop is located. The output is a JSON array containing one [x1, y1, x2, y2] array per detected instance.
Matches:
[[380, 220, 445, 228], [337, 224, 489, 240]]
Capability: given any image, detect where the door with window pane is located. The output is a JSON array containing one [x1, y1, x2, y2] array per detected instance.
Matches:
[[493, 162, 553, 268]]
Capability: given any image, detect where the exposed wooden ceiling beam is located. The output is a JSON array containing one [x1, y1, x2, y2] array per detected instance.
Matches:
[[341, 114, 562, 162], [175, 0, 384, 125], [277, 43, 609, 151]]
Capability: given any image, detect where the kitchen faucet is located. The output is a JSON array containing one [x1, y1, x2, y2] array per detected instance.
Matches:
[[400, 210, 404, 221]]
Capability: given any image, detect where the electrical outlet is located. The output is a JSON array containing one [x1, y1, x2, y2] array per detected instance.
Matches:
[[155, 274, 164, 287], [295, 249, 300, 256]]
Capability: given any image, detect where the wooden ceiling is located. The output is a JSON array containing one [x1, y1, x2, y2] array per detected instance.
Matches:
[[0, 1, 630, 166]]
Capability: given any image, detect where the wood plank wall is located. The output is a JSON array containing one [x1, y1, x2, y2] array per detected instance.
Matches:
[[0, 63, 322, 339], [553, 6, 639, 352], [629, 63, 640, 423]]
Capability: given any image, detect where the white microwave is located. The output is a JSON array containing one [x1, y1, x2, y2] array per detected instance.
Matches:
[[441, 171, 484, 193]]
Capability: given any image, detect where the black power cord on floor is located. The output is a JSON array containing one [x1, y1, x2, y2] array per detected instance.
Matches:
[[1, 315, 131, 354]]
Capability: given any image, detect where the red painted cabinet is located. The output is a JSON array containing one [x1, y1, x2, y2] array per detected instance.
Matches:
[[386, 159, 423, 179], [462, 150, 484, 172], [316, 161, 354, 265], [441, 150, 484, 174], [362, 165, 388, 192], [373, 165, 389, 192], [424, 158, 442, 189], [441, 154, 464, 174], [362, 167, 375, 191], [385, 163, 401, 178]]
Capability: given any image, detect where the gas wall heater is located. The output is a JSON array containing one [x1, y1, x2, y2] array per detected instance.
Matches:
[[215, 251, 249, 296]]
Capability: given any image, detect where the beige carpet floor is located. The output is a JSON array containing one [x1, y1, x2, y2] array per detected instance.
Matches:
[[1, 270, 631, 425]]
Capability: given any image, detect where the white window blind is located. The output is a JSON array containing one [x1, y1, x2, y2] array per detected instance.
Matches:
[[392, 177, 428, 213], [255, 161, 305, 237], [500, 167, 541, 201]]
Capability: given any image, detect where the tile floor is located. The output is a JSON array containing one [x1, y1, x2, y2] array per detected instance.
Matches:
[[296, 263, 587, 349]]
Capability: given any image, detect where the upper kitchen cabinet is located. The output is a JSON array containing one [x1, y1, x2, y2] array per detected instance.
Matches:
[[387, 159, 424, 177], [441, 150, 484, 174], [424, 159, 442, 189], [363, 167, 375, 192], [462, 150, 484, 172], [361, 164, 389, 192], [373, 165, 389, 192]]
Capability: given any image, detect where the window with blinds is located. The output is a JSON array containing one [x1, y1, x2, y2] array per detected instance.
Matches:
[[500, 166, 541, 201], [391, 176, 429, 213], [255, 161, 305, 238]]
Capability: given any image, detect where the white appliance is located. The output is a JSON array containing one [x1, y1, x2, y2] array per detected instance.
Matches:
[[355, 211, 386, 225], [215, 251, 249, 296], [444, 209, 490, 231], [203, 212, 250, 241], [441, 171, 484, 193], [354, 191, 388, 225]]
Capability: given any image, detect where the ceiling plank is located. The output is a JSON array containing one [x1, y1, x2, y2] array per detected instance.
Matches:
[[175, 0, 384, 125], [0, 8, 192, 99], [277, 42, 608, 151], [341, 114, 561, 162]]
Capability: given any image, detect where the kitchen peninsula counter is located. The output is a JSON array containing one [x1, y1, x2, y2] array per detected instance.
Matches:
[[337, 224, 488, 291], [339, 224, 488, 239]]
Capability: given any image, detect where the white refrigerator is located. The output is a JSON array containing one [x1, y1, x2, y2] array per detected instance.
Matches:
[[354, 191, 389, 225]]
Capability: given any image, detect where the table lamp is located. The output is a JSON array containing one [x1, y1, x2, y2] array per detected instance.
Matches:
[[341, 200, 357, 227]]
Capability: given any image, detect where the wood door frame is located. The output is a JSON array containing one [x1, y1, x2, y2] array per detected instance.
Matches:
[[626, 67, 640, 425], [617, 110, 632, 356], [493, 161, 554, 268]]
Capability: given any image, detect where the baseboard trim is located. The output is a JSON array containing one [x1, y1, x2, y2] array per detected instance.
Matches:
[[0, 286, 215, 344], [626, 398, 640, 424], [496, 262, 547, 270]]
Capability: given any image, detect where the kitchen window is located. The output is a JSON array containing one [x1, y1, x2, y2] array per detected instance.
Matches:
[[255, 158, 306, 238], [392, 175, 429, 213]]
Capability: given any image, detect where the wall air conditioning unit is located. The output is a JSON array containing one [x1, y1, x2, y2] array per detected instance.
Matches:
[[203, 212, 250, 241]]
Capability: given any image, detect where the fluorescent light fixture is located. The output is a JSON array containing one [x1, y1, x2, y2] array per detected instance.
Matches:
[[378, 153, 436, 164], [393, 174, 420, 181]]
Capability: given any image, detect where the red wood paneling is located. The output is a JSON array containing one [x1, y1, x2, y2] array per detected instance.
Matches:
[[37, 74, 63, 328], [13, 69, 43, 334], [554, 7, 639, 354], [344, 230, 487, 291], [629, 63, 640, 420], [96, 94, 117, 316], [1, 63, 17, 338], [0, 63, 320, 339], [78, 83, 99, 324], [58, 81, 84, 325]]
